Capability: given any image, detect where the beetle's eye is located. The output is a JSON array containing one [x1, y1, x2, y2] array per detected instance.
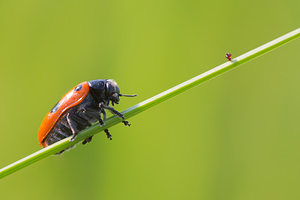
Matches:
[[74, 84, 82, 91]]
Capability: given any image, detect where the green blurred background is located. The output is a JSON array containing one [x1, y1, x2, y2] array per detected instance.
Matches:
[[0, 0, 299, 199]]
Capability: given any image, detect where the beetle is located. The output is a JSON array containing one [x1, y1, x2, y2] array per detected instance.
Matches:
[[38, 79, 136, 154]]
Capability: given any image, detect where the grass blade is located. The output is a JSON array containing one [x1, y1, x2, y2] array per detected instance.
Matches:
[[0, 28, 299, 179]]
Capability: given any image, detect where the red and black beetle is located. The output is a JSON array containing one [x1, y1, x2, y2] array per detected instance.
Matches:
[[38, 79, 136, 154]]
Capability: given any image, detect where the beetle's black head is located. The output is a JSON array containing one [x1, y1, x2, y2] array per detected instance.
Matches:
[[89, 79, 136, 106], [105, 79, 121, 105]]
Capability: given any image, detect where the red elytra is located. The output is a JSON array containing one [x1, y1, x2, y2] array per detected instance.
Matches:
[[38, 81, 90, 147]]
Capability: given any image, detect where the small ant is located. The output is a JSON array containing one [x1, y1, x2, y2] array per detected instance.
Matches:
[[225, 53, 232, 61]]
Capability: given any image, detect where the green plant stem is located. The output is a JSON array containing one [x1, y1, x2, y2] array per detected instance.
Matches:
[[0, 28, 299, 179]]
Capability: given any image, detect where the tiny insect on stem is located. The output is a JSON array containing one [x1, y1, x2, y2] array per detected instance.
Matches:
[[225, 53, 232, 61]]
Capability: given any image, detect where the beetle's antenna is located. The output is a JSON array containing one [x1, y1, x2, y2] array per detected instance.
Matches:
[[119, 94, 137, 97]]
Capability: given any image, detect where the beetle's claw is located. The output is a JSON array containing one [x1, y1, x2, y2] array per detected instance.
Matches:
[[70, 135, 76, 142], [118, 113, 124, 119], [122, 120, 131, 126]]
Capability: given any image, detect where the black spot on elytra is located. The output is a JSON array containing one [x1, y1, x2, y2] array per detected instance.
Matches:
[[50, 102, 60, 113], [74, 84, 82, 91]]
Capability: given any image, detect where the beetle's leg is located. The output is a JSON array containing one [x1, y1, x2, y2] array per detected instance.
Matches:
[[82, 106, 99, 119], [82, 136, 93, 145], [99, 103, 131, 126], [97, 113, 112, 140], [67, 112, 92, 142], [104, 129, 112, 140], [98, 114, 105, 127], [100, 103, 123, 118], [101, 108, 107, 120], [66, 109, 94, 144], [122, 119, 131, 126], [67, 113, 80, 141], [81, 107, 103, 142], [82, 106, 112, 140], [83, 106, 105, 126]]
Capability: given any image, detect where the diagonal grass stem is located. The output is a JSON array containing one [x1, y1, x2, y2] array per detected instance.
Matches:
[[0, 28, 299, 179]]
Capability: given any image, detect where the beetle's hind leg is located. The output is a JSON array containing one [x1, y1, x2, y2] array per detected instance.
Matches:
[[67, 114, 83, 142], [67, 113, 80, 142]]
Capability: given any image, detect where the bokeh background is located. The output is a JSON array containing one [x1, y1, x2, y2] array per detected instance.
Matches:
[[0, 1, 299, 199]]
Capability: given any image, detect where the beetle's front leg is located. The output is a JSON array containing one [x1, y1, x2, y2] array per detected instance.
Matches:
[[99, 103, 123, 118], [122, 120, 131, 126]]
